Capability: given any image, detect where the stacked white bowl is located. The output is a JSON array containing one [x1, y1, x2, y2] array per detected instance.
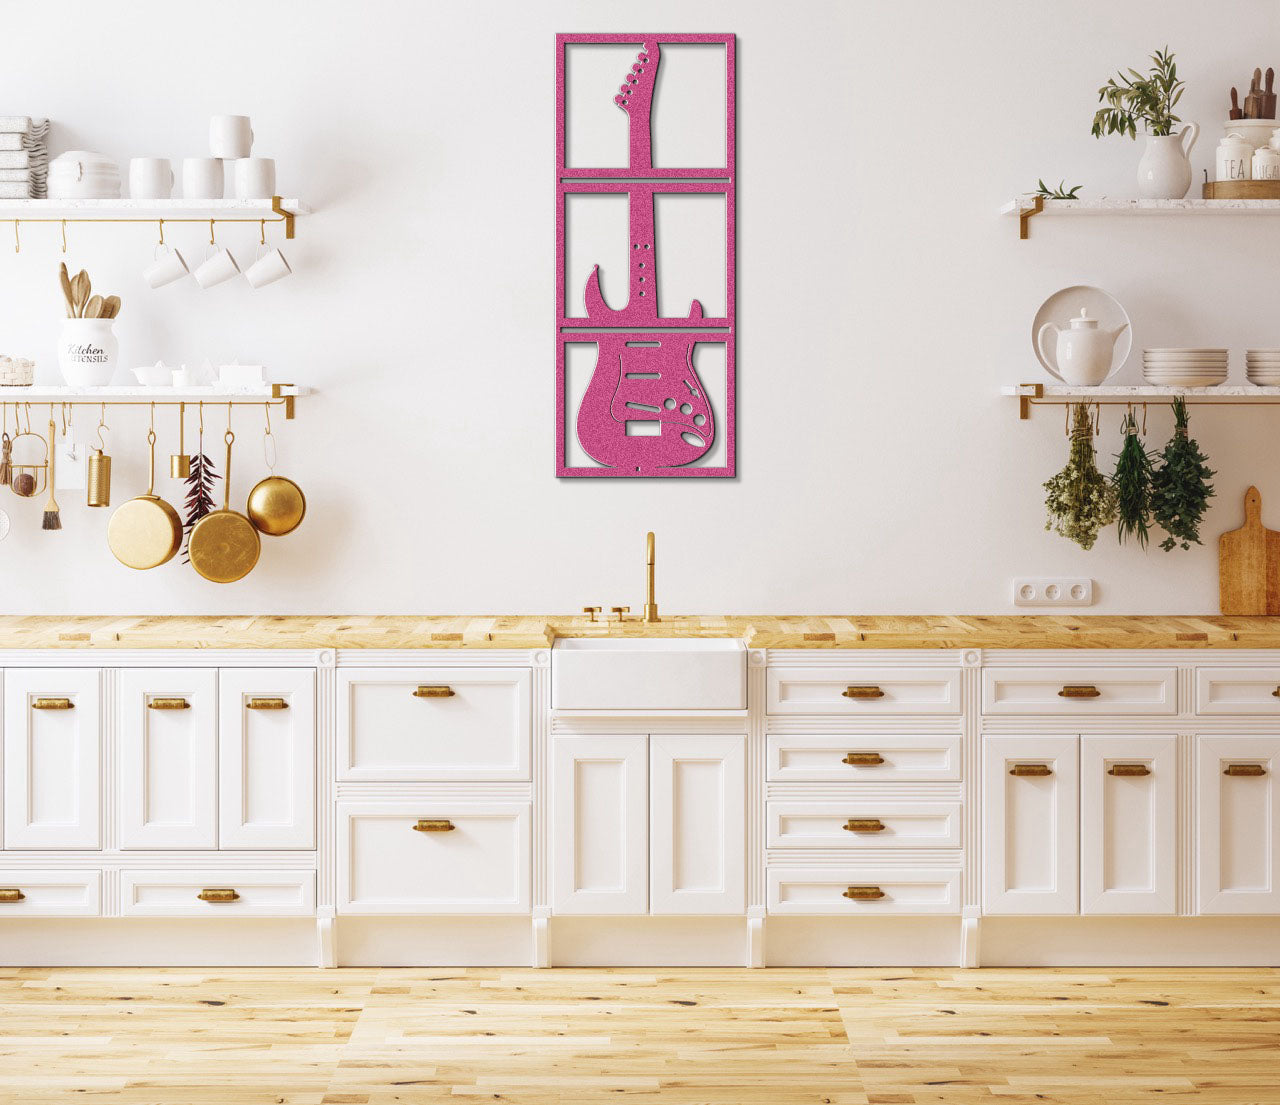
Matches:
[[1143, 348, 1228, 387], [48, 151, 120, 199], [1246, 349, 1280, 386]]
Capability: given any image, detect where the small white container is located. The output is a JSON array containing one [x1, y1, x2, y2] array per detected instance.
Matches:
[[1217, 133, 1254, 181], [1253, 146, 1280, 180], [57, 318, 118, 386]]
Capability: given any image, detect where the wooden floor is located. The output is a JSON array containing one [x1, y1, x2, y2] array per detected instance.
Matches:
[[0, 968, 1277, 1104]]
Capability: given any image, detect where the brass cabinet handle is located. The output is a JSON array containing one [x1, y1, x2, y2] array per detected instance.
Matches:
[[843, 818, 886, 833], [246, 698, 289, 710], [197, 888, 240, 903], [1010, 763, 1053, 777], [1107, 763, 1151, 777], [1058, 684, 1101, 699], [1272, 687, 1280, 698], [147, 697, 190, 710], [413, 819, 456, 832], [32, 697, 73, 710], [842, 685, 885, 699], [0, 888, 25, 903], [1225, 763, 1267, 777], [842, 751, 885, 766], [842, 885, 885, 901], [413, 686, 455, 698]]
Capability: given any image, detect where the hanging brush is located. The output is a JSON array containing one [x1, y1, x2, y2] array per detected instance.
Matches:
[[41, 416, 60, 530]]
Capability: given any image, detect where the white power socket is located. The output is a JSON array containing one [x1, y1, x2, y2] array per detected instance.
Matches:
[[1013, 577, 1094, 607]]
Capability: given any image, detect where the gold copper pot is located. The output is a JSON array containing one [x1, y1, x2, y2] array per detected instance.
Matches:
[[188, 429, 260, 584], [247, 474, 306, 536]]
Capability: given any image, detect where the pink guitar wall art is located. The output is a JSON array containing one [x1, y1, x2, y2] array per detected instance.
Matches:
[[555, 33, 736, 477]]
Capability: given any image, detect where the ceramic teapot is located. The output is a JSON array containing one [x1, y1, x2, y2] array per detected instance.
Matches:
[[1037, 308, 1129, 386]]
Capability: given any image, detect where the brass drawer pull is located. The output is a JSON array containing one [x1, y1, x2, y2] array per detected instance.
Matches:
[[147, 697, 190, 710], [843, 818, 886, 833], [413, 686, 455, 699], [413, 819, 456, 832], [1058, 684, 1101, 699], [32, 697, 73, 710], [0, 888, 25, 903], [246, 698, 289, 710], [1107, 763, 1151, 777], [1225, 763, 1267, 777], [1010, 763, 1053, 777], [843, 752, 885, 766], [842, 685, 885, 699], [842, 885, 885, 901], [1272, 687, 1280, 698], [197, 888, 240, 903]]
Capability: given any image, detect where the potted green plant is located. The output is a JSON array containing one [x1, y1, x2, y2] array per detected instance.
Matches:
[[1092, 47, 1197, 199]]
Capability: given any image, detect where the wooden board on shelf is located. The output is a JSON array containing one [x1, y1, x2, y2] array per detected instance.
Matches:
[[1203, 180, 1280, 200], [1219, 486, 1280, 615]]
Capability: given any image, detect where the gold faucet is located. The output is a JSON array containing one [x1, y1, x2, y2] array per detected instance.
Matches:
[[643, 531, 660, 623]]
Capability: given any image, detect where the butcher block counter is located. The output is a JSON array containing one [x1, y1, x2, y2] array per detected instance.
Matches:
[[1, 613, 1279, 649]]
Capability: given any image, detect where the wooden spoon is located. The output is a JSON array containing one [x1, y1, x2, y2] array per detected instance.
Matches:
[[70, 270, 90, 318], [101, 295, 120, 320], [83, 294, 103, 320], [58, 262, 74, 318]]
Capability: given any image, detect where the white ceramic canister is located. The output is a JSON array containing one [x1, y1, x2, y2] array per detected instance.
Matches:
[[1254, 146, 1280, 180], [57, 318, 118, 387], [1218, 132, 1254, 181]]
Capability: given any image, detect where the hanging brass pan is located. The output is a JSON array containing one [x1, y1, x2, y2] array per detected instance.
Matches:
[[188, 429, 260, 584], [107, 428, 181, 570]]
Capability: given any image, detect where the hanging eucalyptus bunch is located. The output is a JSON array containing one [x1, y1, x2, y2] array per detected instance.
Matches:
[[1151, 396, 1214, 551], [1112, 410, 1155, 547], [1045, 403, 1118, 550]]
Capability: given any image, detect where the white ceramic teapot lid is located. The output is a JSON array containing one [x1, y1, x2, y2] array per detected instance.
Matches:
[[1068, 308, 1098, 330]]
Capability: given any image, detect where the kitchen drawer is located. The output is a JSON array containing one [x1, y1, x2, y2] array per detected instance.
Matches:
[[0, 871, 101, 917], [338, 668, 531, 781], [767, 734, 961, 782], [119, 870, 316, 917], [982, 667, 1177, 716], [767, 866, 960, 914], [1195, 668, 1280, 716], [338, 802, 530, 915], [767, 802, 961, 849], [767, 667, 961, 716]]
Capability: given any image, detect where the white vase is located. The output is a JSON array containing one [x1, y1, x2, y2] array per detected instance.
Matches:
[[57, 318, 118, 386], [1137, 124, 1199, 199]]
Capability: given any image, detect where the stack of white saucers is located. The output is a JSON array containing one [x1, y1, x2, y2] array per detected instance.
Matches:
[[1246, 349, 1280, 385], [1143, 348, 1228, 387]]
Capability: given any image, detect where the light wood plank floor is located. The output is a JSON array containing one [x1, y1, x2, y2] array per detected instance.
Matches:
[[0, 967, 1277, 1104]]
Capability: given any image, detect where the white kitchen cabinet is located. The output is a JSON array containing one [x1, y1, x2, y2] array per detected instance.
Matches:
[[551, 735, 649, 914], [982, 736, 1079, 914], [650, 736, 745, 915], [1197, 736, 1280, 914], [1080, 736, 1177, 915], [118, 669, 218, 850], [219, 669, 316, 849], [3, 669, 101, 850]]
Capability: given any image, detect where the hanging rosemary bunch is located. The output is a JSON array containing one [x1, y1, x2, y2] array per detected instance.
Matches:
[[1045, 402, 1118, 550], [1151, 396, 1214, 551], [181, 449, 219, 563], [1112, 410, 1155, 547]]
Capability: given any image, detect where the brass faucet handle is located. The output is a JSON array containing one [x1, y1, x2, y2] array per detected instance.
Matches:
[[582, 606, 602, 623], [610, 606, 630, 623]]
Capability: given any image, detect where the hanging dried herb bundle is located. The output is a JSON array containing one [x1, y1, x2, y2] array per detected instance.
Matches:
[[1112, 410, 1155, 547], [181, 450, 219, 563], [1045, 402, 1118, 550], [1151, 396, 1214, 551]]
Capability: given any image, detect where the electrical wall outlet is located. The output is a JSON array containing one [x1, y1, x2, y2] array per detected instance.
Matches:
[[1013, 577, 1094, 607]]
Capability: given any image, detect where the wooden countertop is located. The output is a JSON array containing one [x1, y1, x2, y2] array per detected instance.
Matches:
[[0, 614, 1278, 650]]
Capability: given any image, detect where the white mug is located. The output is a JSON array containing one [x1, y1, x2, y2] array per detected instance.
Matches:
[[245, 245, 291, 288], [129, 157, 173, 199], [193, 245, 240, 289], [144, 244, 189, 289], [209, 115, 253, 159], [182, 157, 224, 199], [233, 157, 276, 199]]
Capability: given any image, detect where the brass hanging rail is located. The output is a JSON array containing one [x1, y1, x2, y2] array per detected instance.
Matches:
[[0, 196, 305, 240], [1005, 383, 1280, 421], [0, 385, 307, 419]]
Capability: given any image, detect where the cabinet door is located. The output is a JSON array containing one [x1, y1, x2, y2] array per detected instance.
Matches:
[[118, 669, 218, 850], [650, 736, 745, 915], [219, 670, 316, 849], [3, 669, 101, 849], [1197, 736, 1280, 914], [1080, 736, 1176, 915], [551, 735, 648, 914], [982, 736, 1078, 914]]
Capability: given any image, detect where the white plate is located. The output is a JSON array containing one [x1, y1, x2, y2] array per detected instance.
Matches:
[[1032, 285, 1132, 383], [1144, 347, 1228, 354], [1144, 374, 1227, 386]]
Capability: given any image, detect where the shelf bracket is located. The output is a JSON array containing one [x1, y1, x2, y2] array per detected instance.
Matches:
[[1018, 195, 1043, 240], [271, 195, 295, 240], [272, 383, 296, 420], [1014, 383, 1042, 420]]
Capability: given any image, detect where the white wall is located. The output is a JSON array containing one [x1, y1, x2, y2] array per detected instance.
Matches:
[[0, 0, 1274, 615]]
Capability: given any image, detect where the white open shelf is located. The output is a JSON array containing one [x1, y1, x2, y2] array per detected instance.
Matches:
[[1005, 383, 1280, 419], [1001, 195, 1280, 238], [0, 198, 310, 220], [0, 384, 312, 419]]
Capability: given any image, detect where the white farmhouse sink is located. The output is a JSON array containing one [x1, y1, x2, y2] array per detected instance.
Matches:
[[552, 637, 746, 711]]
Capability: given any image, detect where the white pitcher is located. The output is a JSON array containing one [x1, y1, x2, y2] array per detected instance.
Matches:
[[1137, 123, 1199, 199]]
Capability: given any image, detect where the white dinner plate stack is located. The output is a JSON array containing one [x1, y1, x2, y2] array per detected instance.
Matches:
[[48, 150, 120, 199], [1143, 348, 1228, 387], [1246, 349, 1280, 386]]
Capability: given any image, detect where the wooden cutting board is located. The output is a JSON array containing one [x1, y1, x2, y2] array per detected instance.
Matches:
[[1219, 486, 1280, 614]]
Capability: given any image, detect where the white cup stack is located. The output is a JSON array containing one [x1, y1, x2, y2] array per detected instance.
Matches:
[[1142, 348, 1228, 387], [1246, 349, 1280, 386]]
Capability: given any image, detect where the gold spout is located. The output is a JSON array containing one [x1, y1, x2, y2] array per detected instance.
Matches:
[[643, 531, 660, 623]]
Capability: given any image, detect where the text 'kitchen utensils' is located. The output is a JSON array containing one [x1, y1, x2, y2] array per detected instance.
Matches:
[[1032, 286, 1132, 387], [187, 418, 260, 583], [246, 405, 304, 536], [106, 410, 182, 570]]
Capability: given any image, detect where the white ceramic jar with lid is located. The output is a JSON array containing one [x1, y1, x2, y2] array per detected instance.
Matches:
[[1253, 145, 1280, 180], [1216, 132, 1254, 182]]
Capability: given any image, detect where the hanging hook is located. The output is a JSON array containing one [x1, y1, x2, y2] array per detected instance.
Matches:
[[149, 401, 155, 433], [198, 400, 204, 435], [1093, 402, 1101, 436], [259, 218, 266, 246], [262, 402, 276, 471], [226, 401, 233, 436], [209, 219, 216, 246], [94, 402, 108, 451], [1142, 402, 1148, 436], [22, 402, 30, 434], [157, 219, 165, 247], [12, 220, 18, 254], [61, 402, 69, 437], [1064, 403, 1069, 437], [60, 219, 67, 253]]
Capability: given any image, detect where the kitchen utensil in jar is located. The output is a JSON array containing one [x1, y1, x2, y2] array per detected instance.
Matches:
[[107, 409, 182, 569], [246, 404, 304, 536], [187, 420, 260, 583], [1266, 68, 1277, 118], [1230, 86, 1243, 120], [1245, 68, 1265, 118]]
